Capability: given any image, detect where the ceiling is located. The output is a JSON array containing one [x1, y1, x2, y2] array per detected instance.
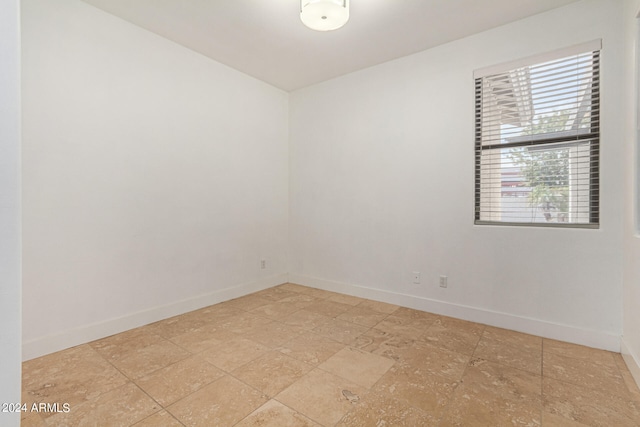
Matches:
[[81, 0, 581, 92]]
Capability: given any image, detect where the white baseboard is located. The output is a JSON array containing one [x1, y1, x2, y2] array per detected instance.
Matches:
[[22, 273, 289, 361], [289, 274, 621, 352], [621, 339, 640, 388]]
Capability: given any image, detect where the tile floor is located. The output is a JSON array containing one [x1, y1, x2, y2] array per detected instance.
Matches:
[[21, 283, 640, 426]]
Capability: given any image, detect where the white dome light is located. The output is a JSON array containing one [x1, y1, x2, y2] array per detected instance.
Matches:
[[300, 0, 349, 32]]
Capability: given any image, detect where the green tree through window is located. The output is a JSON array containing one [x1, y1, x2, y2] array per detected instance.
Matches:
[[508, 111, 571, 222]]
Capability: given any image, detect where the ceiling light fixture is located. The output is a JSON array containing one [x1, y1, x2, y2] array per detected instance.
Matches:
[[300, 0, 349, 32]]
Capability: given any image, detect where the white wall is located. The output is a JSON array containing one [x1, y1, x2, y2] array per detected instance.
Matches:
[[289, 0, 626, 351], [21, 0, 635, 367], [21, 0, 289, 359], [0, 0, 21, 424], [622, 0, 640, 386]]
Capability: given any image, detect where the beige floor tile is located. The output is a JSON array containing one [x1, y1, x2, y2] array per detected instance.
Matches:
[[420, 316, 485, 355], [21, 286, 640, 427], [285, 284, 337, 299], [44, 382, 160, 427], [132, 410, 184, 427], [275, 283, 312, 294], [272, 293, 324, 315], [312, 318, 370, 345], [373, 363, 458, 418], [218, 312, 275, 335], [304, 300, 354, 318], [276, 368, 369, 426], [318, 347, 394, 388], [169, 323, 238, 354], [22, 344, 128, 411], [337, 306, 389, 327], [614, 353, 640, 399], [279, 293, 322, 305], [233, 351, 314, 397], [20, 411, 45, 427], [277, 332, 346, 365], [242, 322, 306, 348], [392, 307, 440, 322], [543, 351, 627, 398], [106, 339, 191, 380], [134, 355, 224, 406], [282, 309, 333, 330], [235, 399, 321, 427], [250, 301, 305, 320], [335, 392, 437, 426], [376, 341, 469, 381], [372, 314, 435, 340], [167, 375, 268, 427], [543, 377, 640, 427], [199, 337, 269, 371], [463, 358, 542, 404], [484, 326, 542, 349], [89, 327, 164, 360], [544, 339, 617, 365], [440, 382, 542, 427], [474, 329, 542, 375], [222, 294, 275, 312], [252, 288, 301, 302], [352, 328, 416, 354], [188, 303, 243, 319], [542, 411, 590, 426], [145, 313, 211, 340], [328, 293, 366, 306], [356, 299, 400, 315]]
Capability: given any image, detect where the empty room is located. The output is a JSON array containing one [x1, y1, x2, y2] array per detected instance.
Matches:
[[2, 0, 640, 425]]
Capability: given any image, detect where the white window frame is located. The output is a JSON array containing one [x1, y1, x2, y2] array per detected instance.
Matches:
[[474, 40, 601, 228]]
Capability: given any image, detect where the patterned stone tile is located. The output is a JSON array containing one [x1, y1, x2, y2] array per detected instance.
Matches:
[[281, 310, 332, 331], [233, 351, 314, 397], [275, 369, 368, 426], [22, 344, 128, 411], [135, 355, 224, 406], [304, 300, 354, 318], [375, 340, 469, 381], [543, 377, 640, 427], [168, 323, 238, 354], [102, 339, 191, 380], [337, 306, 389, 328], [373, 315, 434, 340], [43, 382, 160, 426], [419, 316, 485, 355], [356, 299, 399, 314], [440, 382, 542, 427], [318, 347, 394, 388], [199, 337, 269, 372], [463, 358, 542, 404], [235, 399, 320, 427], [544, 351, 627, 398], [277, 332, 346, 366], [474, 327, 542, 375], [311, 318, 369, 345], [335, 392, 437, 426], [167, 375, 268, 427], [373, 363, 458, 418], [132, 410, 184, 427], [241, 322, 306, 348]]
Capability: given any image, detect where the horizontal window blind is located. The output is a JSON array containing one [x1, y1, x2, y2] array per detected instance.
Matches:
[[474, 43, 600, 228]]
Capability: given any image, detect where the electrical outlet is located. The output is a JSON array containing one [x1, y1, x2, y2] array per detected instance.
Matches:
[[260, 259, 266, 269], [412, 271, 421, 284], [439, 275, 448, 288]]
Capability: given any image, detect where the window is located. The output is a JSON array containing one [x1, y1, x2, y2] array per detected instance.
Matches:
[[474, 40, 601, 228]]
